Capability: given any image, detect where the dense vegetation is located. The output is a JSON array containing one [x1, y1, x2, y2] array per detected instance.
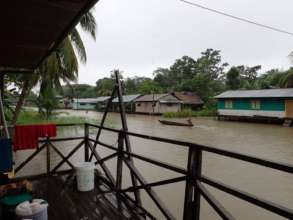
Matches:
[[94, 49, 293, 103], [61, 84, 96, 98], [92, 49, 293, 118], [5, 46, 293, 121]]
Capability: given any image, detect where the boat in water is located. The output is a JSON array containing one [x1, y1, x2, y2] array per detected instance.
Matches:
[[158, 119, 193, 127]]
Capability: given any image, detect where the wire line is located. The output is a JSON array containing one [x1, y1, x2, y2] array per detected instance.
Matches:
[[180, 0, 293, 37]]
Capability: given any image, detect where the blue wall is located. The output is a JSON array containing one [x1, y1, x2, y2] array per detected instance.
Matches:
[[72, 102, 96, 110], [217, 98, 285, 111]]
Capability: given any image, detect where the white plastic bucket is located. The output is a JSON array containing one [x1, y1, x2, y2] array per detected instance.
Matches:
[[16, 199, 48, 220], [75, 162, 95, 191]]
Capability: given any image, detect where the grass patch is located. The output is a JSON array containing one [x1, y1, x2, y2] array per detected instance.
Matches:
[[16, 110, 98, 125], [163, 108, 217, 118]]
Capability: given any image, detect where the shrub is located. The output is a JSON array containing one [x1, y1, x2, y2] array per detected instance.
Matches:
[[163, 105, 217, 118]]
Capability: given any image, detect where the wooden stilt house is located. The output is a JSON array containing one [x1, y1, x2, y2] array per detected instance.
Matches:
[[215, 88, 293, 121]]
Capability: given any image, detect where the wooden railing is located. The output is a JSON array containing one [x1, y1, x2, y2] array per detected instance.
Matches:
[[14, 123, 293, 220]]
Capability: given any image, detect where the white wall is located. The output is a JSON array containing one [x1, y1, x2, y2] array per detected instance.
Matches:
[[218, 109, 285, 118]]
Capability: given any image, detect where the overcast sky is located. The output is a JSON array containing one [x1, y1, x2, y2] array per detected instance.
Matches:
[[78, 0, 293, 85]]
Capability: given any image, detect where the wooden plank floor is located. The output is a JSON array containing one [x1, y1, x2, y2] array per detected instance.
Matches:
[[29, 172, 147, 220]]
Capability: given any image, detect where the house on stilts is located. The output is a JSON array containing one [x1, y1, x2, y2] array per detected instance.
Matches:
[[215, 88, 293, 124], [134, 94, 181, 114], [0, 1, 293, 219]]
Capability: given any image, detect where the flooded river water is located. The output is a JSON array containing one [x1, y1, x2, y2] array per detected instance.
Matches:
[[15, 110, 293, 219]]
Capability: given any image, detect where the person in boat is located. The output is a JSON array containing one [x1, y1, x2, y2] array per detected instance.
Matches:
[[186, 118, 192, 125]]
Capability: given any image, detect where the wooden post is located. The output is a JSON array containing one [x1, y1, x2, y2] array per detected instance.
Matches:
[[84, 123, 89, 162], [0, 73, 9, 138], [183, 147, 202, 220], [114, 70, 142, 206], [46, 136, 51, 175], [89, 87, 117, 161], [0, 73, 4, 102], [116, 131, 124, 190]]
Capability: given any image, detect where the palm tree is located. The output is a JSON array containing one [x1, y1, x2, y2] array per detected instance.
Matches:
[[280, 68, 293, 88], [11, 10, 96, 124]]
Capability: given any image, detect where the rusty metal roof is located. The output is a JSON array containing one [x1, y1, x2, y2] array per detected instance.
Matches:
[[172, 92, 203, 105], [215, 88, 293, 98], [0, 0, 99, 73]]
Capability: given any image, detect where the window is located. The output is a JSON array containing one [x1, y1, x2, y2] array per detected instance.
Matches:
[[137, 103, 141, 107], [80, 103, 86, 106], [251, 100, 261, 110], [224, 100, 233, 109], [166, 103, 173, 106]]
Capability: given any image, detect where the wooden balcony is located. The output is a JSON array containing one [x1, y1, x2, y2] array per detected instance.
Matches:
[[6, 123, 293, 220]]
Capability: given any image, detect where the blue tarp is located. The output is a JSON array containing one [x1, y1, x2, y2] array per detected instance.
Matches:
[[0, 138, 13, 173]]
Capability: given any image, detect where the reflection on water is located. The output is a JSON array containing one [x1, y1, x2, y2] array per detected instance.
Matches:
[[15, 110, 293, 220]]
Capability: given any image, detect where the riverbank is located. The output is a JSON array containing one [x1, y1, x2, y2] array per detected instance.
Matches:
[[15, 110, 98, 125], [163, 108, 217, 118]]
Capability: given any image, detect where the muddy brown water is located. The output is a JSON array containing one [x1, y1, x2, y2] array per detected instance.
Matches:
[[14, 110, 293, 220]]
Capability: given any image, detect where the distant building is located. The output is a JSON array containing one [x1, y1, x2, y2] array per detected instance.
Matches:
[[59, 97, 73, 109], [172, 92, 203, 110], [135, 94, 181, 114], [72, 96, 110, 110], [215, 88, 293, 120], [112, 94, 142, 113]]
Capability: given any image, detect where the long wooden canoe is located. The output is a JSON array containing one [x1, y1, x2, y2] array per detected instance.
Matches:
[[158, 120, 193, 127]]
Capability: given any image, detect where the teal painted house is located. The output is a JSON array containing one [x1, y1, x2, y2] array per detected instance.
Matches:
[[72, 97, 110, 110], [215, 88, 293, 119]]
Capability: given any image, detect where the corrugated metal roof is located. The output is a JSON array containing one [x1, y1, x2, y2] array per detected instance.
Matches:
[[172, 92, 203, 105], [73, 96, 110, 103], [135, 94, 181, 103], [135, 94, 169, 102], [112, 94, 141, 103], [215, 88, 293, 98]]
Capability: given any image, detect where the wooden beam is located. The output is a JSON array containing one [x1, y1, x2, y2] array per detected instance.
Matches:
[[123, 158, 176, 220], [51, 140, 84, 173], [15, 143, 47, 173]]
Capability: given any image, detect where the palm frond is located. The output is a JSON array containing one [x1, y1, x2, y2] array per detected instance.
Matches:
[[79, 10, 96, 40], [58, 37, 79, 81], [69, 28, 87, 63]]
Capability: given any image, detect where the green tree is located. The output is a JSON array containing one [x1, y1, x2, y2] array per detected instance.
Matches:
[[36, 84, 58, 120], [226, 67, 241, 90], [138, 79, 162, 94], [237, 65, 261, 89], [96, 77, 115, 96], [280, 68, 293, 88], [255, 69, 283, 89], [169, 56, 197, 89], [62, 84, 96, 98], [192, 49, 228, 101], [195, 49, 228, 80], [153, 68, 172, 92], [10, 10, 96, 124], [124, 76, 150, 94]]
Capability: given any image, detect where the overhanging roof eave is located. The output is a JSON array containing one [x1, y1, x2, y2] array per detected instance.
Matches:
[[0, 0, 99, 74]]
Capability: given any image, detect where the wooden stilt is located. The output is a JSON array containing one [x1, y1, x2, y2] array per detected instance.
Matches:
[[0, 73, 9, 139], [114, 70, 142, 206]]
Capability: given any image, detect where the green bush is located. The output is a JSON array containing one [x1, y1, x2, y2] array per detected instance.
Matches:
[[163, 106, 217, 118], [163, 110, 193, 118]]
